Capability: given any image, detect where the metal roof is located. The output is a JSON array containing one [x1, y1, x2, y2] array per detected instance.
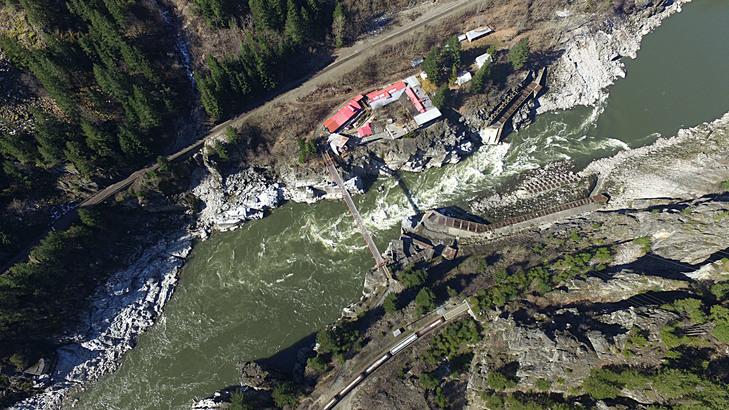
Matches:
[[366, 81, 407, 103], [323, 96, 364, 132], [413, 108, 442, 126]]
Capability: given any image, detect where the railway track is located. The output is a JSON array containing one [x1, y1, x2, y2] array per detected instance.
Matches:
[[321, 300, 471, 409]]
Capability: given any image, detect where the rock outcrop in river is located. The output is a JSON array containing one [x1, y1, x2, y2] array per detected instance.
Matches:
[[537, 0, 691, 113]]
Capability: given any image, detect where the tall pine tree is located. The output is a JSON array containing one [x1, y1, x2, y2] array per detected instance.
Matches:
[[284, 0, 304, 44]]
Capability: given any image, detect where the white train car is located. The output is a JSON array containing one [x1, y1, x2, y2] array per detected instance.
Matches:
[[365, 353, 391, 374], [322, 397, 339, 410], [338, 374, 364, 396], [389, 333, 418, 355], [417, 317, 445, 336]]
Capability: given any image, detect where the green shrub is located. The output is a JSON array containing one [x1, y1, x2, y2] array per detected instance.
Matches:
[[9, 353, 26, 370], [508, 37, 530, 70], [434, 386, 450, 408], [307, 355, 329, 372], [722, 180, 729, 191], [229, 391, 253, 410], [272, 382, 298, 408], [398, 363, 408, 378], [214, 141, 229, 159], [432, 84, 450, 110], [711, 305, 729, 342], [401, 267, 429, 289], [450, 351, 474, 375], [156, 155, 172, 172], [594, 247, 613, 263], [383, 292, 400, 314], [78, 208, 103, 228], [415, 288, 436, 315], [535, 378, 551, 391], [487, 371, 516, 391], [480, 391, 503, 408], [627, 331, 648, 349], [665, 350, 681, 359], [582, 368, 623, 400], [634, 237, 652, 253], [225, 126, 241, 145], [660, 324, 684, 348], [423, 319, 479, 364], [316, 321, 359, 355], [419, 372, 440, 389], [493, 269, 508, 282], [710, 282, 729, 301], [672, 298, 707, 324]]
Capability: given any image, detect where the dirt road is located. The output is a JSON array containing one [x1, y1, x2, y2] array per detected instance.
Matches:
[[97, 0, 479, 207]]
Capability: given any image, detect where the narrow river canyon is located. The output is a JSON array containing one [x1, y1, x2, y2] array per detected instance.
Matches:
[[73, 1, 729, 407]]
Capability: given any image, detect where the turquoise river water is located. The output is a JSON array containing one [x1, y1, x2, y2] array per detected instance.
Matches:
[[75, 1, 729, 408]]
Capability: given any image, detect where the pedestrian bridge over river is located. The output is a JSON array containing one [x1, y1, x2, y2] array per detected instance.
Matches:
[[323, 152, 392, 281]]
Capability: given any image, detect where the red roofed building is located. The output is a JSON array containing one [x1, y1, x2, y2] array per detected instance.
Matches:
[[406, 87, 426, 113], [357, 123, 373, 138], [323, 95, 364, 133], [366, 81, 407, 109]]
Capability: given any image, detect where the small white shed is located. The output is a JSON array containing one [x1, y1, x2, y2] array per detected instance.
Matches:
[[455, 71, 472, 86], [476, 53, 493, 69]]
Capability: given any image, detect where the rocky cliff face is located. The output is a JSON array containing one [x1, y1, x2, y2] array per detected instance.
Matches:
[[12, 230, 192, 409], [466, 193, 729, 408], [462, 111, 729, 408], [581, 112, 729, 210]]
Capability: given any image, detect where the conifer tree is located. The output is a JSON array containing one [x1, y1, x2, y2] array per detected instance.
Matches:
[[268, 0, 287, 31], [249, 0, 272, 30], [470, 60, 491, 93], [331, 1, 346, 47], [31, 109, 67, 165], [422, 46, 443, 84], [508, 37, 530, 71], [443, 34, 461, 68], [63, 140, 94, 176], [285, 0, 304, 44], [432, 84, 450, 110], [0, 133, 38, 164], [130, 85, 162, 128], [195, 72, 223, 121], [117, 124, 150, 158], [81, 120, 117, 160]]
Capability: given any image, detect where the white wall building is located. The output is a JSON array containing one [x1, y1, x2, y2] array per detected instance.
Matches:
[[476, 53, 493, 69]]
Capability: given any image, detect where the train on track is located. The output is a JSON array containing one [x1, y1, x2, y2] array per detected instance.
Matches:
[[322, 317, 446, 409]]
